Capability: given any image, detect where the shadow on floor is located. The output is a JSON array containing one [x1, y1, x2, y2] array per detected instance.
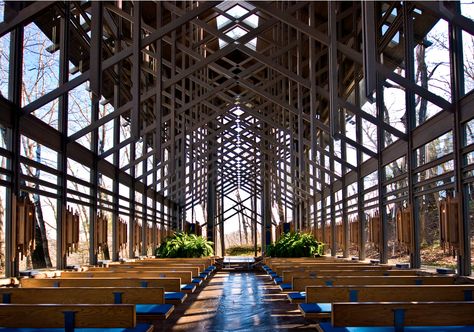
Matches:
[[152, 271, 321, 331]]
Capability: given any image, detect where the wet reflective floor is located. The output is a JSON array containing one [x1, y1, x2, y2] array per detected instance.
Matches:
[[153, 271, 319, 331]]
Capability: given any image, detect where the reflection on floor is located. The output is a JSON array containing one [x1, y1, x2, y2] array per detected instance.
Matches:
[[154, 271, 319, 331]]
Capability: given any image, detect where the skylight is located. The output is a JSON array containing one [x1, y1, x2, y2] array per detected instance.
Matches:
[[233, 107, 244, 117], [226, 5, 248, 19], [216, 4, 259, 50], [242, 14, 259, 28], [227, 27, 248, 41]]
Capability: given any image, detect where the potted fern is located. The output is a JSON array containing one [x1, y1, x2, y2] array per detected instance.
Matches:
[[267, 232, 324, 257], [155, 232, 214, 258]]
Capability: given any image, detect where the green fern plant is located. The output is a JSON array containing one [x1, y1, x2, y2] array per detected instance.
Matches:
[[267, 232, 324, 257], [155, 232, 214, 258]]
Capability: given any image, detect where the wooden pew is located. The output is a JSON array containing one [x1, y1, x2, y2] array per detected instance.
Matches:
[[60, 270, 191, 281], [20, 277, 188, 304], [60, 270, 197, 292], [291, 275, 456, 292], [117, 262, 210, 278], [116, 262, 206, 272], [271, 264, 391, 278], [316, 302, 474, 331], [21, 277, 182, 291], [139, 258, 215, 271], [264, 257, 339, 265], [264, 258, 360, 270], [85, 266, 203, 285], [299, 285, 474, 319], [88, 265, 201, 279], [0, 303, 153, 331], [0, 287, 174, 320], [282, 269, 419, 293], [282, 269, 418, 285], [288, 275, 456, 304]]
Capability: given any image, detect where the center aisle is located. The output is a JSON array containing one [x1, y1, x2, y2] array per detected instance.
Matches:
[[155, 270, 318, 331]]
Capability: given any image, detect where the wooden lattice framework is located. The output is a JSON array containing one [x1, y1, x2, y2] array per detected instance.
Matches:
[[0, 1, 472, 276]]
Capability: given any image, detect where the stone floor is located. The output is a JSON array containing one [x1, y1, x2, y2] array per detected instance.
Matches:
[[152, 270, 320, 331]]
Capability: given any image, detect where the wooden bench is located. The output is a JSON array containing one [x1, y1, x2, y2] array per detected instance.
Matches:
[[20, 277, 187, 304], [264, 258, 367, 270], [117, 263, 211, 278], [270, 264, 392, 278], [60, 271, 197, 292], [139, 258, 215, 271], [278, 269, 418, 290], [88, 266, 201, 279], [316, 302, 474, 331], [292, 275, 456, 291], [264, 257, 340, 264], [87, 266, 203, 285], [299, 284, 474, 319], [143, 258, 217, 274], [288, 275, 456, 303], [0, 287, 174, 320], [282, 269, 417, 285], [0, 303, 153, 331]]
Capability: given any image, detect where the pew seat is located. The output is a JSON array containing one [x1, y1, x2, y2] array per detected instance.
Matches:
[[0, 287, 174, 320], [299, 303, 332, 319], [192, 278, 203, 286], [287, 291, 306, 303], [135, 304, 174, 320], [317, 322, 474, 331], [278, 283, 292, 290], [300, 285, 474, 318], [180, 284, 196, 293], [165, 292, 187, 304], [0, 304, 153, 332], [316, 302, 474, 332]]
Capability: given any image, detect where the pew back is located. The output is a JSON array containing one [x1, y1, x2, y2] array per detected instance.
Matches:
[[20, 277, 181, 292], [306, 285, 474, 303], [273, 264, 390, 276], [282, 269, 417, 284], [60, 271, 193, 283], [0, 287, 165, 304], [0, 303, 142, 329], [88, 266, 200, 277], [292, 276, 455, 291], [331, 302, 474, 327]]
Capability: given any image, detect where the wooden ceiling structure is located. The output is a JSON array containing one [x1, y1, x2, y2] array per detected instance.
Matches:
[[0, 1, 473, 276]]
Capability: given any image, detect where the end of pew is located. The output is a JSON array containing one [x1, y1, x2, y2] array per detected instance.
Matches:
[[165, 291, 187, 304], [181, 283, 196, 293], [287, 291, 305, 303], [298, 303, 331, 319], [136, 303, 175, 320], [278, 283, 292, 291]]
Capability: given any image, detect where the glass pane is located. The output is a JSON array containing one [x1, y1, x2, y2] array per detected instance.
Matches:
[[386, 202, 410, 265], [465, 118, 474, 147], [416, 18, 452, 103], [415, 96, 443, 127], [0, 1, 4, 23], [462, 30, 474, 95], [383, 79, 407, 147], [0, 32, 9, 98], [64, 202, 88, 266], [22, 21, 59, 107], [416, 131, 453, 167], [419, 192, 456, 270], [460, 3, 473, 95], [68, 82, 92, 150]]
